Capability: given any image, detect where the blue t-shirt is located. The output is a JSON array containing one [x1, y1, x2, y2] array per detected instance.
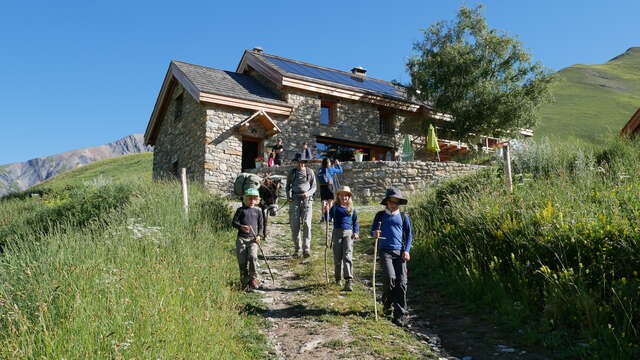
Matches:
[[317, 164, 343, 184], [329, 205, 359, 234], [370, 211, 413, 252]]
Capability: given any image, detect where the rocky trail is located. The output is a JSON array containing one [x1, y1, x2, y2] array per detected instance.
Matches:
[[251, 206, 550, 360]]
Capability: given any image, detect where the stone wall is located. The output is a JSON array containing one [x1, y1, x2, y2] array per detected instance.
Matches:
[[260, 88, 405, 162], [248, 160, 485, 202], [203, 105, 253, 194], [152, 83, 206, 182]]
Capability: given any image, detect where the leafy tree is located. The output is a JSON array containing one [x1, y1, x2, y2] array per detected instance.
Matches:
[[406, 5, 552, 143]]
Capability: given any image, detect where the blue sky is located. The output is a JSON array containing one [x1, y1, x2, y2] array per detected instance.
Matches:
[[1, 0, 639, 164]]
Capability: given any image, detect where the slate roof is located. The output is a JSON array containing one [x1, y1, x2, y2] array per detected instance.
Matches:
[[251, 52, 412, 103], [172, 60, 289, 107]]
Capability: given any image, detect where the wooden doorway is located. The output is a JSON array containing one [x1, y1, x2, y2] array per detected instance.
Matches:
[[242, 136, 262, 171]]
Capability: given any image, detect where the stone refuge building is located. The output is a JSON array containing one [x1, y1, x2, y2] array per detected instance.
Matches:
[[144, 48, 496, 195]]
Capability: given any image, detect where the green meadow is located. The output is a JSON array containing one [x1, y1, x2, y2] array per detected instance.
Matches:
[[537, 47, 640, 145], [0, 166, 271, 358], [409, 138, 640, 359]]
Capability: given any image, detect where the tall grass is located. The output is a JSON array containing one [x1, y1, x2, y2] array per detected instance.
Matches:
[[410, 138, 640, 359], [0, 181, 270, 359]]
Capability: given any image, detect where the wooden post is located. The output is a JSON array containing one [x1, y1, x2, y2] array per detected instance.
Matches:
[[503, 144, 513, 193], [181, 168, 189, 215]]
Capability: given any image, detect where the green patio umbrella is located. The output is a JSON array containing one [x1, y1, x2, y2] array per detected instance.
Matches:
[[401, 135, 414, 161], [426, 124, 441, 161]]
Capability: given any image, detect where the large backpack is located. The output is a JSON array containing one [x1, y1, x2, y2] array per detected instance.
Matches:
[[233, 173, 262, 197], [317, 168, 332, 185], [288, 167, 314, 185]]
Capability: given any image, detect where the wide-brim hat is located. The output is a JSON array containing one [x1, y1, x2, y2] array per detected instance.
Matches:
[[292, 153, 308, 162], [243, 187, 260, 197], [380, 188, 407, 205], [336, 186, 352, 197]]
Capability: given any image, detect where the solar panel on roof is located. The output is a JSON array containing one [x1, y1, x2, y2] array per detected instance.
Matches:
[[263, 56, 406, 100]]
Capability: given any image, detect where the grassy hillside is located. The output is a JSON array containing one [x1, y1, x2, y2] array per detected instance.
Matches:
[[0, 153, 274, 358], [410, 138, 640, 359], [537, 47, 640, 145], [34, 152, 153, 190]]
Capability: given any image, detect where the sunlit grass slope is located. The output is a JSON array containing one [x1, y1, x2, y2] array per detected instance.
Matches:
[[0, 177, 272, 358], [34, 152, 153, 190], [537, 47, 640, 145], [410, 138, 640, 359]]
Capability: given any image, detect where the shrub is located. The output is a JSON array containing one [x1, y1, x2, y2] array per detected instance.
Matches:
[[410, 138, 640, 358], [0, 183, 133, 249]]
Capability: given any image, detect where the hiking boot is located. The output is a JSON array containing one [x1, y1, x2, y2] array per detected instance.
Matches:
[[303, 251, 311, 258], [335, 279, 342, 286], [343, 280, 353, 292], [383, 304, 392, 316], [248, 279, 260, 290], [291, 251, 301, 258]]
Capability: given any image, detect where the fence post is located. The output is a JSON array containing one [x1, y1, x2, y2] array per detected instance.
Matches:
[[503, 144, 513, 193], [181, 168, 189, 215]]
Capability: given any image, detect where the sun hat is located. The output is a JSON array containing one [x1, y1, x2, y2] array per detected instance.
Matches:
[[380, 188, 407, 205], [244, 187, 260, 197], [336, 186, 352, 196]]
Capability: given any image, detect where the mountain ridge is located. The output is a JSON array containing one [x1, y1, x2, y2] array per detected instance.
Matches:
[[0, 134, 152, 196]]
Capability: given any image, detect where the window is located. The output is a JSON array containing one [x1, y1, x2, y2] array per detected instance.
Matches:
[[320, 101, 336, 125], [315, 137, 391, 162], [174, 93, 184, 122], [379, 108, 394, 135]]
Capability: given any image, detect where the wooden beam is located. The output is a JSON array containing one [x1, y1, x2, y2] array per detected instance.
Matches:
[[621, 108, 640, 137], [282, 77, 420, 112], [199, 93, 292, 116], [145, 69, 172, 145], [170, 63, 202, 101]]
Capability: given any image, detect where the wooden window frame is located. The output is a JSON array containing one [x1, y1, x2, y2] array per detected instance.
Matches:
[[378, 107, 394, 135], [320, 100, 336, 125]]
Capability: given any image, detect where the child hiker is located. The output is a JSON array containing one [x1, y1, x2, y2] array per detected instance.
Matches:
[[371, 188, 413, 326], [232, 187, 264, 290], [329, 186, 359, 291]]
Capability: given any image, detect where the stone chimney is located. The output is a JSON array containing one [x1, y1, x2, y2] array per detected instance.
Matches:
[[351, 66, 367, 77], [252, 46, 264, 53]]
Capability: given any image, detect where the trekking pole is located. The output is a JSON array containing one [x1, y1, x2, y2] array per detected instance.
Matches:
[[371, 221, 384, 321], [250, 227, 275, 284], [324, 215, 330, 283]]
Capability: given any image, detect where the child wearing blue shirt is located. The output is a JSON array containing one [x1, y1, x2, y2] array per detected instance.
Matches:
[[371, 188, 413, 326], [329, 186, 359, 292]]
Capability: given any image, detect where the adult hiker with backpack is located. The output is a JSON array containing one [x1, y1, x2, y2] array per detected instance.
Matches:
[[329, 186, 360, 291], [286, 153, 317, 258], [370, 188, 414, 326], [231, 188, 264, 291], [318, 158, 343, 223]]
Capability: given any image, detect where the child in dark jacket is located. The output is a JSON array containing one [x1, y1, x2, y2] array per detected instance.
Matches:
[[329, 186, 359, 291], [232, 187, 264, 290], [370, 188, 413, 326]]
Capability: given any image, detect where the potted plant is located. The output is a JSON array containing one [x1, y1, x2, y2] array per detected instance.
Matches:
[[354, 149, 365, 162], [255, 156, 265, 168]]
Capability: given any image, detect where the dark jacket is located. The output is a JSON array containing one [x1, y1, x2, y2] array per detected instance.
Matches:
[[232, 205, 264, 239]]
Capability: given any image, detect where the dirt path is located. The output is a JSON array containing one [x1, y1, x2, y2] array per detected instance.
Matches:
[[254, 219, 356, 359], [252, 206, 551, 360]]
